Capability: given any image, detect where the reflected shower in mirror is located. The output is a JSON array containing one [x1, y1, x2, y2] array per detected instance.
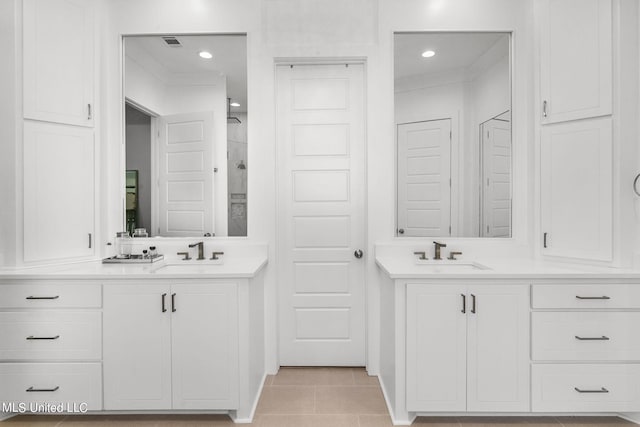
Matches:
[[124, 34, 247, 237], [394, 32, 511, 238]]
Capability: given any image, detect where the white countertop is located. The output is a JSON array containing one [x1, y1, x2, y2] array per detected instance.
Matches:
[[0, 256, 268, 280], [375, 255, 640, 280]]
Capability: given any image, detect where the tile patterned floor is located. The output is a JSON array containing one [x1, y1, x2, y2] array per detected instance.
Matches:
[[3, 368, 636, 426]]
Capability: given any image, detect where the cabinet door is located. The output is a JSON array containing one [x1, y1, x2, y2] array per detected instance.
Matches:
[[541, 118, 612, 261], [103, 284, 172, 410], [23, 0, 94, 127], [23, 122, 95, 262], [406, 284, 467, 411], [467, 285, 529, 412], [540, 0, 612, 123], [171, 283, 239, 409]]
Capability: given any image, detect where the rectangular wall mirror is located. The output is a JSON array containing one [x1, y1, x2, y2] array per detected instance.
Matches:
[[394, 32, 511, 238], [123, 34, 247, 237]]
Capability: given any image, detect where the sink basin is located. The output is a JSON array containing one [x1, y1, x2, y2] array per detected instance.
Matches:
[[414, 260, 490, 272]]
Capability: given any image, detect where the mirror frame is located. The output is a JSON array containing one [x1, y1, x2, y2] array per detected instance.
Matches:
[[392, 31, 513, 240]]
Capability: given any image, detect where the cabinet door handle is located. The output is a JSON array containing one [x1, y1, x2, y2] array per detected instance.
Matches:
[[543, 232, 548, 248], [461, 294, 466, 313], [26, 386, 59, 393], [88, 233, 92, 249], [575, 335, 610, 341], [574, 387, 609, 394], [26, 295, 59, 300], [26, 335, 60, 340], [575, 295, 610, 300], [87, 103, 92, 120], [171, 293, 176, 312], [542, 100, 548, 118], [471, 294, 476, 314], [161, 293, 167, 313]]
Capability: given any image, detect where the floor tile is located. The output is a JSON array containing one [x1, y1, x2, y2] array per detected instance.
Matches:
[[414, 416, 461, 426], [358, 415, 395, 427], [271, 367, 355, 386], [254, 414, 359, 426], [555, 416, 636, 426], [352, 368, 380, 386], [255, 385, 316, 414], [1, 415, 66, 426], [264, 374, 276, 386], [315, 386, 387, 415]]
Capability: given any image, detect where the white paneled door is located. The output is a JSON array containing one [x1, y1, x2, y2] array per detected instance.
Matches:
[[397, 119, 451, 237], [157, 112, 215, 237], [276, 63, 366, 366], [481, 118, 511, 237]]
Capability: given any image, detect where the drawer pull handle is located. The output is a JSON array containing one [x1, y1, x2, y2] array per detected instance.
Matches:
[[461, 294, 466, 314], [575, 295, 610, 300], [26, 296, 60, 300], [171, 293, 177, 312], [575, 335, 610, 341], [26, 386, 59, 393], [574, 387, 609, 394], [26, 335, 60, 340]]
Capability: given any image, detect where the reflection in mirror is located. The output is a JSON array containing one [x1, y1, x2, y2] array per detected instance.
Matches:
[[124, 34, 247, 237], [394, 32, 511, 238]]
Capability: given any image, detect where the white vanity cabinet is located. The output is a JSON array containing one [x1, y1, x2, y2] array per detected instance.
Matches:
[[103, 282, 239, 410], [539, 0, 612, 124], [531, 283, 640, 412], [23, 0, 95, 127], [0, 281, 103, 410], [406, 283, 529, 413]]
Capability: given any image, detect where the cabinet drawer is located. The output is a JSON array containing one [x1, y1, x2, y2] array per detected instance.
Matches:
[[532, 284, 640, 309], [0, 283, 101, 308], [0, 312, 101, 360], [532, 364, 640, 412], [0, 363, 102, 410], [532, 312, 640, 361]]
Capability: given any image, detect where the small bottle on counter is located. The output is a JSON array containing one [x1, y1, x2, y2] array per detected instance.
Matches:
[[149, 246, 158, 258]]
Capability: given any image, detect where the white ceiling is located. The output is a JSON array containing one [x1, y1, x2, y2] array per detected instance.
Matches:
[[394, 33, 508, 80], [125, 35, 247, 112]]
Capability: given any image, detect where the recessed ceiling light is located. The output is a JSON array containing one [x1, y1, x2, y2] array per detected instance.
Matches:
[[421, 50, 436, 58], [230, 102, 240, 107], [199, 51, 213, 59]]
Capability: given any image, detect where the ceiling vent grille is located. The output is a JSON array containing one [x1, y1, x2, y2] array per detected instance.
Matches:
[[161, 36, 182, 47]]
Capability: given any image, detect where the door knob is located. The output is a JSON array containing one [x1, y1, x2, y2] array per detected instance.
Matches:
[[398, 229, 405, 234], [354, 249, 363, 259]]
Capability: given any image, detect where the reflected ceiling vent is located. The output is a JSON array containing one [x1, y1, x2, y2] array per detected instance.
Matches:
[[161, 36, 182, 47], [227, 98, 241, 124]]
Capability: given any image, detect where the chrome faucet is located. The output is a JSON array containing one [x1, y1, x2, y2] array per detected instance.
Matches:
[[188, 241, 205, 260], [433, 241, 447, 260]]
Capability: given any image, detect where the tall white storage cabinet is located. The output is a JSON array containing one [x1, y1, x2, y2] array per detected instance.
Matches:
[[23, 0, 94, 127], [539, 0, 612, 124], [22, 0, 96, 263], [539, 0, 613, 262], [541, 118, 613, 261]]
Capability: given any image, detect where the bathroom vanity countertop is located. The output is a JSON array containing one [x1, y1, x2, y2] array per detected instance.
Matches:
[[375, 255, 640, 280], [0, 256, 268, 280]]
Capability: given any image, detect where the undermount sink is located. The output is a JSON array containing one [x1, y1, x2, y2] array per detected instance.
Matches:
[[414, 260, 490, 272]]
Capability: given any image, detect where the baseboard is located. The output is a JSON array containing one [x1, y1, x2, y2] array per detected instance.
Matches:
[[229, 372, 267, 424], [377, 375, 415, 426], [619, 413, 640, 425], [0, 413, 16, 422]]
